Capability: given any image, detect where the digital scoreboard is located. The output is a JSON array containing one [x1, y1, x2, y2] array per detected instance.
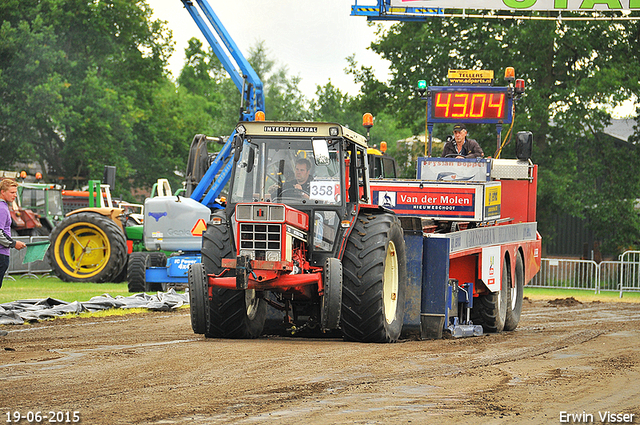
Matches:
[[426, 86, 513, 125]]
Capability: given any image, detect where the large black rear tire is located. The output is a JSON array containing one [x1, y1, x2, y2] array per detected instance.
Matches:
[[504, 252, 525, 331], [49, 212, 127, 283], [201, 212, 266, 338], [341, 213, 407, 343], [472, 257, 509, 333]]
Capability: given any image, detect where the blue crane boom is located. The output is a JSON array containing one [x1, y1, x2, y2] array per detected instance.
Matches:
[[180, 0, 265, 207]]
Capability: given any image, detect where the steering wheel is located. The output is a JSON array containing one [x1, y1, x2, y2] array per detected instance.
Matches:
[[279, 187, 304, 198], [445, 153, 463, 158]]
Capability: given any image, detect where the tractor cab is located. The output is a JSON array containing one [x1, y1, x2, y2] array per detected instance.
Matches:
[[226, 121, 371, 268]]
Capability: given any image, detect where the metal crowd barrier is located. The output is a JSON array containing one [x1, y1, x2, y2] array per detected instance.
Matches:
[[530, 258, 598, 291], [5, 235, 53, 280], [530, 255, 640, 297], [618, 251, 640, 297]]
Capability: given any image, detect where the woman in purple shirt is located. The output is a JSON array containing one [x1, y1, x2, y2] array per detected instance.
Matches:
[[0, 179, 27, 288]]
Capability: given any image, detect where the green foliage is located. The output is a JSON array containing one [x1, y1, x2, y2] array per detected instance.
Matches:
[[0, 0, 176, 195]]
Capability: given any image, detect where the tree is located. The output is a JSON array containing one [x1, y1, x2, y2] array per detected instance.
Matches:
[[353, 14, 640, 255], [248, 42, 311, 121], [0, 0, 176, 193]]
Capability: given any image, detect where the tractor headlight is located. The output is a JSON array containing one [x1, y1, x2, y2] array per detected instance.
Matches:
[[266, 251, 281, 262], [239, 250, 255, 260]]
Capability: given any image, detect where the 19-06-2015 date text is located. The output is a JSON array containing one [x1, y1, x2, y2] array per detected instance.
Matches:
[[5, 411, 80, 423]]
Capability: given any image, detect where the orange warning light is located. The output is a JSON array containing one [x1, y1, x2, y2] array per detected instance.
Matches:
[[362, 113, 373, 129], [504, 67, 515, 82]]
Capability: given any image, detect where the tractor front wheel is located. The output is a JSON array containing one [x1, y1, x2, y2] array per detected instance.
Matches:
[[201, 212, 266, 338], [188, 263, 209, 334], [49, 212, 127, 283], [341, 213, 407, 343], [321, 257, 343, 331]]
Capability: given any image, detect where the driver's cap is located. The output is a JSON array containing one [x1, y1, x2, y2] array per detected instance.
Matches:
[[453, 123, 466, 132]]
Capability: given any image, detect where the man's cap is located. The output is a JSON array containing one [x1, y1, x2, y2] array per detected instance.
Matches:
[[453, 123, 466, 132]]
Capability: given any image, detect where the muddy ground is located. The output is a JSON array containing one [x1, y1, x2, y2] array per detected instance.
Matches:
[[1, 297, 639, 424]]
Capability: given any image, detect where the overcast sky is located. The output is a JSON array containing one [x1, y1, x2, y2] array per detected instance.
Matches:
[[150, 0, 392, 99], [150, 1, 636, 117]]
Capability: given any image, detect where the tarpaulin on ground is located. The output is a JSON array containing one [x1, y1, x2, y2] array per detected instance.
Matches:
[[0, 289, 189, 325]]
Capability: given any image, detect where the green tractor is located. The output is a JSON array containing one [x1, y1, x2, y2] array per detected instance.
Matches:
[[18, 182, 65, 234], [48, 180, 143, 283]]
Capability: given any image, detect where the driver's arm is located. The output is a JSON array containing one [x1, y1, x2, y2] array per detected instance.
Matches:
[[465, 140, 484, 158]]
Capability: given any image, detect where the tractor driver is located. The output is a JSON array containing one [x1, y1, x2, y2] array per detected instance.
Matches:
[[270, 158, 312, 200], [442, 123, 484, 159]]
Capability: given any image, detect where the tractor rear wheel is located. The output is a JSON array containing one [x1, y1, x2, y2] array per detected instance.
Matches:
[[341, 213, 407, 343], [188, 263, 209, 334], [201, 212, 266, 338], [49, 212, 127, 283], [127, 252, 147, 292], [472, 257, 509, 333], [504, 253, 525, 331]]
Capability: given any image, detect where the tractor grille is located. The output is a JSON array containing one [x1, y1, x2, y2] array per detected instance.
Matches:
[[239, 223, 281, 261]]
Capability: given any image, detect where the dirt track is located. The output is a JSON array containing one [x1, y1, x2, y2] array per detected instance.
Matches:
[[1, 297, 639, 424]]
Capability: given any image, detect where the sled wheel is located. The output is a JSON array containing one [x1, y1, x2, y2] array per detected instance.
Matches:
[[472, 256, 509, 333], [504, 252, 525, 331]]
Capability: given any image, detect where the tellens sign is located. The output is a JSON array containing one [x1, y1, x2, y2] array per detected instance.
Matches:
[[433, 92, 506, 120]]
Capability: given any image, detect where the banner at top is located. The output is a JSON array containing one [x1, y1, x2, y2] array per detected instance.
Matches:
[[390, 0, 640, 11]]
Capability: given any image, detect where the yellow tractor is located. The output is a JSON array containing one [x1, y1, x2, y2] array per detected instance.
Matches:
[[48, 180, 144, 283]]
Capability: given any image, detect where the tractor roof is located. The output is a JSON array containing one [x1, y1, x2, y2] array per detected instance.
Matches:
[[239, 121, 368, 149]]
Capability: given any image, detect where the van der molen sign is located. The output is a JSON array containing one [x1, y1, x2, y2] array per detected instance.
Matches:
[[390, 0, 640, 11]]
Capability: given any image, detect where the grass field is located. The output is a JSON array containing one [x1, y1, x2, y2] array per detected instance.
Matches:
[[524, 286, 640, 303], [1, 276, 638, 305], [0, 276, 162, 304]]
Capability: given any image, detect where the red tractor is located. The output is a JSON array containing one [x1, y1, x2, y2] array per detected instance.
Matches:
[[187, 122, 406, 342], [0, 171, 47, 237], [9, 198, 46, 236]]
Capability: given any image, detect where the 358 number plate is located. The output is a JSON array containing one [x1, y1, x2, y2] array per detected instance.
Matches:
[[310, 181, 340, 203]]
